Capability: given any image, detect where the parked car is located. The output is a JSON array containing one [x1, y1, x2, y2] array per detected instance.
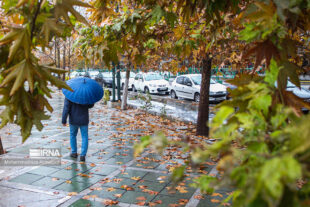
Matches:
[[132, 72, 170, 94], [69, 71, 79, 79], [83, 71, 90, 78], [95, 72, 113, 88], [89, 71, 100, 79], [121, 71, 136, 90], [170, 74, 227, 102], [285, 81, 310, 113]]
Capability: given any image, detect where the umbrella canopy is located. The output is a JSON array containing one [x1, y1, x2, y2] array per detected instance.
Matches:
[[62, 77, 103, 105]]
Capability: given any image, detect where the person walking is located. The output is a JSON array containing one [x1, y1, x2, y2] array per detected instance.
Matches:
[[62, 98, 94, 161], [61, 77, 103, 161]]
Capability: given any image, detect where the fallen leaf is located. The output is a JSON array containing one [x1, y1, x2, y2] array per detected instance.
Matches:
[[136, 201, 146, 206], [194, 194, 204, 200], [103, 199, 119, 206], [211, 199, 221, 203], [114, 194, 122, 198], [212, 193, 223, 197], [68, 192, 78, 196], [131, 176, 141, 181], [82, 195, 90, 199], [107, 187, 116, 192], [179, 199, 188, 205], [136, 196, 146, 201], [65, 180, 72, 184]]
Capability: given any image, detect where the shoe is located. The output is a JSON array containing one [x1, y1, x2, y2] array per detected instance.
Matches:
[[70, 153, 78, 158], [80, 156, 86, 162]]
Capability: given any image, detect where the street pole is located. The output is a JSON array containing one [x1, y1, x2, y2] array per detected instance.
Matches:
[[116, 63, 121, 101], [112, 62, 116, 102], [0, 137, 4, 155]]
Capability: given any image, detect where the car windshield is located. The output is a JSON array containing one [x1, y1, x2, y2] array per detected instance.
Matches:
[[287, 81, 295, 88], [121, 72, 136, 78], [145, 74, 163, 81], [102, 73, 112, 78], [191, 75, 202, 85]]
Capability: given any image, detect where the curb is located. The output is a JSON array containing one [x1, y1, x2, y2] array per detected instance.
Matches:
[[126, 102, 196, 125]]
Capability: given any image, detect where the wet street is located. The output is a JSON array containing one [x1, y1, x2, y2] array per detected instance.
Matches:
[[0, 89, 229, 207]]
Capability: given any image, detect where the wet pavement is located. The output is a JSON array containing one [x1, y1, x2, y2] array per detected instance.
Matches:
[[0, 89, 230, 207]]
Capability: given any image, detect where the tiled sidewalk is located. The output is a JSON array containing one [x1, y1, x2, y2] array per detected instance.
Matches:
[[0, 90, 230, 207]]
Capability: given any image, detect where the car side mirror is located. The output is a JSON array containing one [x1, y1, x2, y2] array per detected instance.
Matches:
[[187, 82, 192, 87]]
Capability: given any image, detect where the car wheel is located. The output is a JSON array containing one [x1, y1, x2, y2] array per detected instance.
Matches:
[[171, 90, 177, 99], [144, 87, 150, 94], [132, 85, 137, 92], [194, 93, 200, 102]]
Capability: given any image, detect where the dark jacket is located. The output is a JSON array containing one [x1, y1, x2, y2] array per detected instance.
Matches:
[[62, 98, 94, 126]]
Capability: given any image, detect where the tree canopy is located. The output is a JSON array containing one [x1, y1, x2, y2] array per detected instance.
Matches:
[[0, 0, 310, 206]]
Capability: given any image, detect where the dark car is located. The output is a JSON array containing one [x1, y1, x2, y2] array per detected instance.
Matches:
[[95, 72, 113, 88], [83, 72, 90, 78]]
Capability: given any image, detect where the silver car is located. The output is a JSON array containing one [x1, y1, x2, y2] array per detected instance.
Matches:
[[170, 74, 227, 102]]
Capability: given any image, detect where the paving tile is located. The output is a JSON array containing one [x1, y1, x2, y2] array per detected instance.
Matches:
[[27, 166, 60, 176], [0, 185, 64, 207], [117, 191, 156, 204], [88, 186, 126, 200], [134, 180, 167, 193], [49, 169, 80, 180], [196, 190, 232, 207], [101, 177, 137, 189], [150, 194, 187, 207], [132, 160, 160, 169], [9, 173, 44, 185], [69, 199, 103, 207], [143, 172, 170, 184], [160, 180, 197, 200], [105, 157, 132, 165], [86, 165, 119, 176], [31, 176, 65, 188], [83, 155, 112, 163], [53, 180, 93, 192], [116, 169, 147, 179], [70, 174, 104, 184]]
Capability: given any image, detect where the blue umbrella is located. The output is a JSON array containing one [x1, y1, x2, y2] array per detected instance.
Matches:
[[62, 77, 103, 105]]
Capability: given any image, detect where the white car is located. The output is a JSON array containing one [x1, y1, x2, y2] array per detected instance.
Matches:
[[88, 71, 100, 79], [170, 74, 227, 102], [132, 72, 169, 94], [121, 71, 136, 90], [69, 71, 79, 79]]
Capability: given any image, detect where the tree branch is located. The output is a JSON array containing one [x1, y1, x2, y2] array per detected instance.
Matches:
[[30, 0, 42, 40]]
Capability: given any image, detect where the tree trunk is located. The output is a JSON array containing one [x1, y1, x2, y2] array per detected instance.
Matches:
[[121, 66, 131, 110], [62, 42, 66, 81], [54, 39, 57, 67], [0, 137, 4, 155], [196, 55, 212, 136], [68, 37, 71, 76], [57, 38, 61, 78]]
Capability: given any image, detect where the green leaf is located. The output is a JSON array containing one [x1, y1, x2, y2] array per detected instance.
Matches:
[[264, 59, 280, 86], [211, 106, 234, 129], [249, 94, 272, 116], [171, 166, 185, 183]]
